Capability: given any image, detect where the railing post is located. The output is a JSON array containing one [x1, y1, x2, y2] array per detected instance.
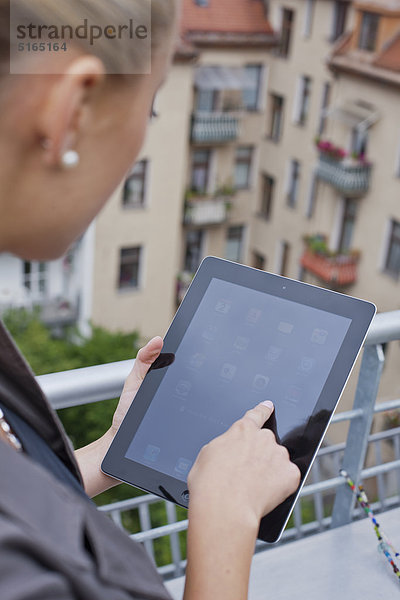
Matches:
[[331, 344, 385, 528]]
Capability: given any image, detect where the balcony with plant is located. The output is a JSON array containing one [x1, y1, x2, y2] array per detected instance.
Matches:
[[301, 234, 360, 286], [315, 138, 372, 197], [183, 183, 235, 227]]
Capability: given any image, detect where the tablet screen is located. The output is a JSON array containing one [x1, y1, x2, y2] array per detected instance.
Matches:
[[125, 277, 351, 481]]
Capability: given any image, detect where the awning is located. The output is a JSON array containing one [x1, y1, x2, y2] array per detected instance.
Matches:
[[326, 101, 379, 130], [194, 66, 255, 90]]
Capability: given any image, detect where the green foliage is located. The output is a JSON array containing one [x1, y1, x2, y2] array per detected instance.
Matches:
[[3, 308, 186, 566]]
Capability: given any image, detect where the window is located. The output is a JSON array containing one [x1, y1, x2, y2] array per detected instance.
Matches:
[[234, 147, 253, 189], [123, 160, 148, 209], [260, 174, 275, 219], [279, 241, 290, 276], [331, 1, 348, 42], [184, 230, 204, 273], [350, 126, 368, 157], [305, 173, 319, 219], [242, 65, 262, 111], [269, 94, 285, 142], [303, 0, 315, 38], [385, 220, 400, 279], [395, 138, 400, 177], [295, 76, 312, 126], [194, 0, 208, 6], [278, 8, 294, 58], [118, 247, 142, 290], [318, 82, 331, 136], [358, 12, 380, 52], [195, 89, 217, 112], [287, 160, 301, 208], [191, 150, 211, 193], [253, 251, 266, 271], [23, 262, 47, 298], [225, 225, 244, 262], [338, 199, 357, 252]]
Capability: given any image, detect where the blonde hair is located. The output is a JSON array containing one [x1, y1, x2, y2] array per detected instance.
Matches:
[[3, 0, 177, 75]]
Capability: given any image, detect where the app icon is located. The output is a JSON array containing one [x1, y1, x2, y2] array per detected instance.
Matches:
[[233, 336, 250, 352], [267, 345, 283, 362], [143, 444, 161, 462], [202, 325, 218, 342], [278, 321, 294, 334], [175, 380, 192, 396], [311, 328, 328, 345], [189, 353, 206, 369], [174, 457, 192, 476], [215, 299, 231, 314], [252, 374, 270, 391], [246, 308, 262, 324], [299, 356, 315, 374], [285, 385, 302, 405], [220, 363, 237, 381]]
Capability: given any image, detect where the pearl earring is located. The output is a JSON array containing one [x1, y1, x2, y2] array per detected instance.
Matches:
[[61, 150, 80, 170]]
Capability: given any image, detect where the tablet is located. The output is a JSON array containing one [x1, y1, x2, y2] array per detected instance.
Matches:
[[102, 256, 376, 543]]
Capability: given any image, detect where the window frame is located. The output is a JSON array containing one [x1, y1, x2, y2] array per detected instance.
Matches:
[[122, 160, 148, 209], [278, 8, 295, 58], [330, 1, 349, 43], [118, 246, 142, 291], [287, 159, 301, 208], [269, 93, 285, 142], [190, 149, 212, 194], [260, 173, 275, 220], [225, 225, 245, 263], [384, 220, 400, 279], [242, 64, 263, 112], [234, 146, 253, 190], [358, 11, 380, 52]]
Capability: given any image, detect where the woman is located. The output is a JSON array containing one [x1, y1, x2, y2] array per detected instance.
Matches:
[[0, 1, 300, 598]]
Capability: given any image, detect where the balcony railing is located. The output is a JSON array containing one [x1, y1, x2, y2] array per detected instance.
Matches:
[[40, 297, 79, 328], [184, 196, 228, 226], [191, 112, 240, 144], [301, 248, 359, 286], [36, 311, 400, 581], [315, 153, 372, 197]]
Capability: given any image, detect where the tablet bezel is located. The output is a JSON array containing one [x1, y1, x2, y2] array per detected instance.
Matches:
[[102, 256, 376, 543]]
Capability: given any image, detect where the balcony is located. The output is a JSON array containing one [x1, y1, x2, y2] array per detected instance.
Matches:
[[40, 297, 79, 329], [37, 310, 400, 592], [301, 235, 359, 286], [315, 142, 372, 198], [191, 112, 240, 144], [184, 196, 229, 227]]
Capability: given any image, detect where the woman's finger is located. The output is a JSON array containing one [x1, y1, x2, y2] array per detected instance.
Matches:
[[124, 336, 163, 391], [243, 400, 274, 428]]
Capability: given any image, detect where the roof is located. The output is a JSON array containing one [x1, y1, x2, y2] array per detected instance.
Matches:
[[374, 30, 400, 71], [179, 0, 275, 47]]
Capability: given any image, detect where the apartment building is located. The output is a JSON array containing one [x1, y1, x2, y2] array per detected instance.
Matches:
[[253, 0, 400, 418], [90, 0, 276, 339]]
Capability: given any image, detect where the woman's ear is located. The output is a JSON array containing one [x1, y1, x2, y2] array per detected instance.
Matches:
[[38, 55, 105, 168]]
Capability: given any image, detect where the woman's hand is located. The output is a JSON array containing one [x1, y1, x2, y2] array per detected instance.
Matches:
[[184, 401, 300, 600], [75, 336, 164, 497], [110, 336, 164, 435], [188, 400, 300, 525]]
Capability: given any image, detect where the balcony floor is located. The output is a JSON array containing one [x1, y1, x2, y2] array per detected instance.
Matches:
[[165, 506, 400, 598]]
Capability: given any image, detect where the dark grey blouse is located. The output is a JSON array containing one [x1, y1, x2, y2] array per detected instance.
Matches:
[[0, 320, 172, 600]]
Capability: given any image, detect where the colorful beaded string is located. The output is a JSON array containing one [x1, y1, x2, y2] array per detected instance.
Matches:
[[340, 469, 400, 583]]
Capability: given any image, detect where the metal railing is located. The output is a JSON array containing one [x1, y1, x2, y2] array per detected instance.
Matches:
[[37, 310, 400, 579], [316, 153, 372, 197], [184, 197, 228, 226], [191, 112, 240, 144]]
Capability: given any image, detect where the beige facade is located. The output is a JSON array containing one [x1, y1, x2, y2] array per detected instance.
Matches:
[[89, 0, 400, 433], [91, 64, 193, 340]]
